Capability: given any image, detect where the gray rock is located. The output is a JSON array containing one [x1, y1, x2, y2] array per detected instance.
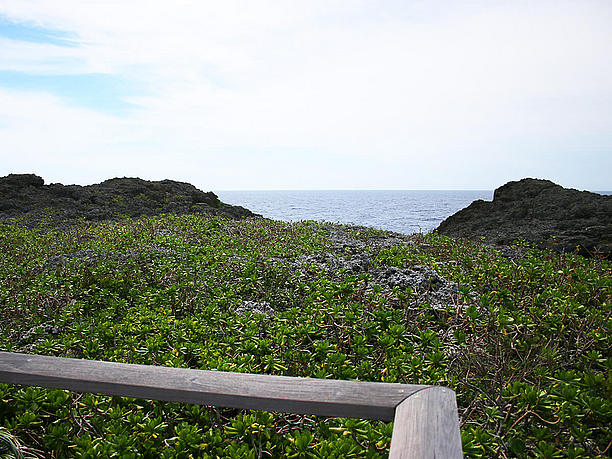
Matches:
[[437, 178, 612, 259], [371, 265, 446, 291], [0, 173, 44, 188], [289, 225, 462, 309], [19, 322, 62, 344], [295, 252, 371, 274], [236, 301, 276, 317], [0, 174, 258, 228]]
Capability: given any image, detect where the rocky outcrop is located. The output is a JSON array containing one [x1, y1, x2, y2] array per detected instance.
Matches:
[[0, 173, 257, 227], [284, 225, 465, 309], [437, 178, 612, 258]]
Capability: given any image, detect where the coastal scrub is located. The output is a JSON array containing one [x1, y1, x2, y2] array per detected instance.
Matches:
[[0, 215, 610, 457]]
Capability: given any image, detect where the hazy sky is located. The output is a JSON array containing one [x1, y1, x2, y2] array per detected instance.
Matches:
[[0, 1, 610, 191]]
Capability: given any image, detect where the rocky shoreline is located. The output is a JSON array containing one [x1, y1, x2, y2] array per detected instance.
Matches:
[[0, 174, 256, 228], [2, 173, 464, 313], [437, 178, 611, 259], [2, 174, 610, 259]]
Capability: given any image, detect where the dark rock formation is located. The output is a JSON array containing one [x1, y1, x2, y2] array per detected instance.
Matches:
[[437, 178, 612, 258], [0, 173, 256, 227], [0, 173, 45, 189]]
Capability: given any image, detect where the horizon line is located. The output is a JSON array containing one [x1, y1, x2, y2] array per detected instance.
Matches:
[[214, 189, 494, 192]]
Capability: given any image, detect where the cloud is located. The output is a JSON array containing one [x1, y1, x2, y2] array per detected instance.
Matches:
[[0, 1, 610, 189]]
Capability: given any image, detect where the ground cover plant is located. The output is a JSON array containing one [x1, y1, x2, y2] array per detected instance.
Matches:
[[0, 214, 610, 457]]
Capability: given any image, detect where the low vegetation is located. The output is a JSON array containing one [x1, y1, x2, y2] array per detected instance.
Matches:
[[0, 214, 610, 457]]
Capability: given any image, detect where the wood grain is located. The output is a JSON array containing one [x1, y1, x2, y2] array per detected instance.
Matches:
[[0, 352, 463, 457], [0, 352, 425, 421], [389, 386, 463, 458]]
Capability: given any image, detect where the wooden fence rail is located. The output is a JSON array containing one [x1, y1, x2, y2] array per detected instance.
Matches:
[[0, 352, 462, 458]]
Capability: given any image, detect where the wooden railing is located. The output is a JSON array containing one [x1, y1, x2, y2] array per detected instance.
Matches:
[[0, 352, 462, 458]]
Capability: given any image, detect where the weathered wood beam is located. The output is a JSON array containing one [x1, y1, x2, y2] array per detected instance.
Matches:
[[0, 352, 463, 457], [0, 352, 423, 421]]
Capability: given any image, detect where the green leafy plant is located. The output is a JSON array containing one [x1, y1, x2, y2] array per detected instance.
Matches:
[[0, 216, 610, 457]]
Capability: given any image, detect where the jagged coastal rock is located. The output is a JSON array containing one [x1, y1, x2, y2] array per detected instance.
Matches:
[[437, 178, 612, 258], [0, 173, 256, 226]]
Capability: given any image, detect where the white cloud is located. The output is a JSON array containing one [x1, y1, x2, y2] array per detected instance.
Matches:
[[0, 0, 610, 189]]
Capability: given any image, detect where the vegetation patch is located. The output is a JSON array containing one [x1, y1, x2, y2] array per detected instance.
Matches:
[[0, 215, 610, 457]]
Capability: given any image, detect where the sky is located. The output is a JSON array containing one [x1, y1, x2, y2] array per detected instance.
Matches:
[[0, 1, 610, 191]]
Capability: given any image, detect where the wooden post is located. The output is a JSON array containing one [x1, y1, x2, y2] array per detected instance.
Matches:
[[389, 386, 463, 458]]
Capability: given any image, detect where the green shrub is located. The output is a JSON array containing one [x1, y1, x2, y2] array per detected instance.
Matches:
[[0, 216, 609, 457]]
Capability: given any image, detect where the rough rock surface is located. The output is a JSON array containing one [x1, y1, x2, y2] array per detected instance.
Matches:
[[236, 301, 276, 317], [437, 178, 612, 258], [289, 225, 464, 309], [0, 173, 256, 226]]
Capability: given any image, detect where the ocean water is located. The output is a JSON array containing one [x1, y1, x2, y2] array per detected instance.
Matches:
[[216, 190, 493, 235]]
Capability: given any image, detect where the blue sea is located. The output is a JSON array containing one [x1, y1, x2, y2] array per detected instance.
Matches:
[[216, 190, 493, 235]]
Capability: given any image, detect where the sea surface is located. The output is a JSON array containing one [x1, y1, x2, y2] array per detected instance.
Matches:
[[216, 190, 493, 235]]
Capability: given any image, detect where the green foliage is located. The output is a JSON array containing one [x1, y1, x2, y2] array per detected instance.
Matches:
[[0, 216, 610, 457]]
